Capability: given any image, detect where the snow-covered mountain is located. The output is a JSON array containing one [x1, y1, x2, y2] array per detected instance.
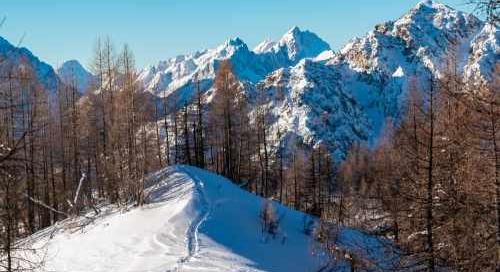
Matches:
[[138, 26, 330, 104], [261, 0, 498, 150], [57, 59, 94, 94], [1, 0, 496, 158], [21, 166, 390, 272], [254, 26, 331, 63], [324, 0, 498, 142], [0, 36, 59, 95], [253, 59, 370, 157], [139, 1, 497, 157]]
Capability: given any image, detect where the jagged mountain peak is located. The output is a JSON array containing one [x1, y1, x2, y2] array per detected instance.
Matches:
[[335, 0, 486, 73], [223, 37, 246, 47], [414, 0, 445, 10], [213, 37, 251, 59], [326, 0, 497, 147], [395, 0, 483, 39], [139, 27, 331, 101], [275, 26, 331, 61], [280, 26, 303, 41], [252, 26, 330, 61]]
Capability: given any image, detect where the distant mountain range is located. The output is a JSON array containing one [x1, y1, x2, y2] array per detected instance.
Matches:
[[137, 26, 331, 104], [1, 0, 497, 156]]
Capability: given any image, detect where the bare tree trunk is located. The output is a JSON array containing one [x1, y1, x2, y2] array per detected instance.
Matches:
[[155, 99, 163, 168], [183, 105, 192, 165], [163, 97, 170, 166], [425, 82, 435, 272]]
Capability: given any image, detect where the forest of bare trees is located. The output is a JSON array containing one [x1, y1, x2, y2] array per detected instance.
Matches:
[[0, 38, 160, 270]]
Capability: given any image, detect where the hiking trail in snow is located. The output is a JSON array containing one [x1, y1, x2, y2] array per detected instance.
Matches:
[[19, 165, 393, 272], [175, 166, 211, 270]]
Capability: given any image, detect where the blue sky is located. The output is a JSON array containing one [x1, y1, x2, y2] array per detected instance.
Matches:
[[1, 0, 476, 69]]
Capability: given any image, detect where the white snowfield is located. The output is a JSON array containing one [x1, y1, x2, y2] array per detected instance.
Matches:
[[20, 166, 395, 272], [23, 166, 330, 272]]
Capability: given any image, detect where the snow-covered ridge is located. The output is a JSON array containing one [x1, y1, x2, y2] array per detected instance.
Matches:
[[21, 166, 321, 271], [22, 166, 392, 272], [137, 26, 330, 101], [253, 39, 276, 54], [138, 1, 497, 156]]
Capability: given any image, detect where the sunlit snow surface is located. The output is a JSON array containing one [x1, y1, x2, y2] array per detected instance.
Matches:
[[20, 166, 397, 272], [21, 166, 332, 272]]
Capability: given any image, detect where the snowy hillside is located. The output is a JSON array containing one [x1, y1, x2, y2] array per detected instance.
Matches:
[[20, 166, 392, 272], [57, 60, 95, 94], [22, 166, 323, 271], [254, 59, 370, 156]]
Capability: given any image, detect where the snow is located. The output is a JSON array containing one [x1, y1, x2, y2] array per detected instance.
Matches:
[[392, 66, 404, 77], [18, 166, 395, 271], [272, 26, 331, 62], [253, 39, 277, 54], [136, 1, 497, 158], [313, 50, 335, 63], [138, 26, 330, 104], [256, 59, 370, 158], [464, 23, 499, 83], [0, 0, 496, 160], [20, 166, 328, 271], [323, 0, 497, 146]]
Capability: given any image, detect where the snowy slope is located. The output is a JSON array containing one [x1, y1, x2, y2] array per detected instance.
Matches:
[[253, 59, 370, 157], [57, 60, 95, 94], [332, 0, 497, 141], [20, 166, 393, 272], [21, 166, 327, 272]]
